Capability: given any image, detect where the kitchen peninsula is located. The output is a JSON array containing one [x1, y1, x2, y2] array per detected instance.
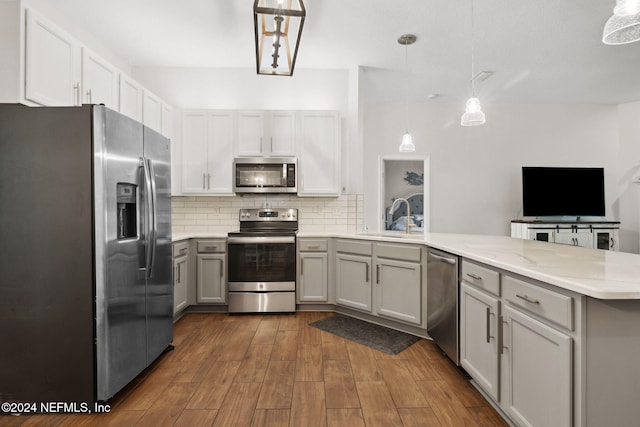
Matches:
[[175, 231, 640, 427]]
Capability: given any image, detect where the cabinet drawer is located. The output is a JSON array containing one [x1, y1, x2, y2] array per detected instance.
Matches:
[[299, 239, 328, 252], [336, 239, 373, 256], [503, 276, 573, 330], [173, 241, 189, 258], [461, 260, 500, 296], [376, 243, 421, 262], [197, 239, 226, 253]]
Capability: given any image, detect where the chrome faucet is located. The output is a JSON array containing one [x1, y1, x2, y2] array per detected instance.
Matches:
[[390, 197, 413, 234]]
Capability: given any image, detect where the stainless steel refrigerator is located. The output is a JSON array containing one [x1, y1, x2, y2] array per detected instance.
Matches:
[[0, 104, 173, 404]]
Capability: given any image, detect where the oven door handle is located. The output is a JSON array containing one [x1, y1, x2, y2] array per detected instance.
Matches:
[[227, 236, 296, 244]]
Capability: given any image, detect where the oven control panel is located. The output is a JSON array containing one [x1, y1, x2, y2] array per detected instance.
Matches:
[[239, 208, 298, 221]]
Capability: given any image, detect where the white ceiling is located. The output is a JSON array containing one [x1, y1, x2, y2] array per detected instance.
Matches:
[[48, 0, 640, 104]]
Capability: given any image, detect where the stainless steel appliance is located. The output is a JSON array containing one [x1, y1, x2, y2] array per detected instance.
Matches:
[[427, 248, 460, 364], [233, 157, 297, 194], [227, 208, 298, 312], [0, 104, 173, 404]]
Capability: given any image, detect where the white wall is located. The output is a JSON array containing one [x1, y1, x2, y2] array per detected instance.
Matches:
[[363, 102, 625, 238], [133, 67, 349, 111], [616, 101, 640, 253]]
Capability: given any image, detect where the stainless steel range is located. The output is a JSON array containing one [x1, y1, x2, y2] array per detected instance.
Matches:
[[227, 208, 298, 313]]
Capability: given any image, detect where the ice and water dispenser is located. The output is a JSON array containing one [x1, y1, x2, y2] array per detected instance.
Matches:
[[117, 183, 137, 240]]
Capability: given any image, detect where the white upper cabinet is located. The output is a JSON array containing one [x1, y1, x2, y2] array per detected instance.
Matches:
[[25, 8, 81, 106], [267, 111, 297, 156], [81, 48, 119, 109], [236, 110, 296, 157], [162, 103, 173, 140], [119, 74, 143, 122], [298, 111, 341, 196], [181, 110, 235, 195], [143, 90, 162, 134]]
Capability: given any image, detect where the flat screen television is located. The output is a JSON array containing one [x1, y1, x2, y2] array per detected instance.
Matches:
[[522, 167, 605, 217]]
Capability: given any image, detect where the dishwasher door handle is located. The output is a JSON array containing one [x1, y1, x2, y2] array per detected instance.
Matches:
[[429, 252, 457, 265]]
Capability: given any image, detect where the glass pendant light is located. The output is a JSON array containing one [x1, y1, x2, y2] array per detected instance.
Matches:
[[461, 0, 486, 127], [398, 34, 416, 153], [603, 0, 640, 45]]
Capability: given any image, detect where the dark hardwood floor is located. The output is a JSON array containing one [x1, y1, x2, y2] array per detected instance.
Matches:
[[3, 312, 508, 426]]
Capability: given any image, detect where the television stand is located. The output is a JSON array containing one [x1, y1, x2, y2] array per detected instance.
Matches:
[[511, 219, 620, 251]]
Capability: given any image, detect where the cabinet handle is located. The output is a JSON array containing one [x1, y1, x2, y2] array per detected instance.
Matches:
[[219, 259, 224, 279], [270, 137, 273, 153], [516, 294, 540, 305], [486, 307, 492, 343], [610, 237, 614, 249], [300, 258, 303, 275], [365, 264, 369, 283], [500, 316, 508, 354], [466, 273, 482, 281], [202, 172, 206, 190], [260, 137, 263, 153], [179, 248, 187, 255], [73, 82, 81, 106], [376, 264, 380, 284], [207, 173, 211, 190], [205, 246, 217, 251], [307, 245, 320, 249], [177, 263, 181, 284], [86, 88, 92, 104]]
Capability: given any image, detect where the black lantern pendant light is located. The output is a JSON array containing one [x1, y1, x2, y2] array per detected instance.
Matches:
[[253, 0, 306, 76]]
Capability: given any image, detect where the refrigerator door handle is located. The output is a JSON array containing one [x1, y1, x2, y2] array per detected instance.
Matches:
[[142, 157, 155, 278], [147, 158, 158, 277]]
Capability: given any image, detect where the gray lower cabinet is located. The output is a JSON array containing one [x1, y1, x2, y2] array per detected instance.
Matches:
[[502, 305, 572, 427], [335, 252, 372, 311], [375, 244, 422, 326], [334, 239, 423, 326], [460, 258, 574, 427], [196, 239, 226, 304], [460, 282, 500, 401], [172, 241, 189, 315], [298, 238, 329, 303]]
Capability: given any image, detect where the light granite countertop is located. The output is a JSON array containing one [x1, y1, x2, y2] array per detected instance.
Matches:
[[174, 231, 640, 300]]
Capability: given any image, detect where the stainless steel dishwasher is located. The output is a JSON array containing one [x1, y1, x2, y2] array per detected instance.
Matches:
[[427, 248, 460, 364]]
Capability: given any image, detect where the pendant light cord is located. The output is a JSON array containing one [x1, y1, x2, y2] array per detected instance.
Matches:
[[470, 0, 476, 97], [405, 41, 409, 133]]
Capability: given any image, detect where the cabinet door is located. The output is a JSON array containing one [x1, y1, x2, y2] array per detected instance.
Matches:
[[197, 254, 226, 303], [376, 259, 421, 325], [81, 48, 118, 109], [173, 255, 188, 314], [25, 9, 80, 106], [143, 91, 162, 133], [460, 282, 500, 401], [236, 111, 264, 156], [503, 305, 572, 427], [594, 229, 618, 251], [162, 104, 173, 139], [181, 112, 209, 193], [207, 111, 235, 194], [298, 111, 341, 196], [298, 252, 328, 302], [119, 74, 143, 121], [335, 253, 372, 312], [267, 111, 296, 156], [555, 229, 593, 248]]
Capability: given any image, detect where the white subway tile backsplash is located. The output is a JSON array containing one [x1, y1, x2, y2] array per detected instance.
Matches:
[[171, 194, 363, 234]]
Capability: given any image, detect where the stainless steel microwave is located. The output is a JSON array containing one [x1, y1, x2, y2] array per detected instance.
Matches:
[[233, 157, 297, 194]]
